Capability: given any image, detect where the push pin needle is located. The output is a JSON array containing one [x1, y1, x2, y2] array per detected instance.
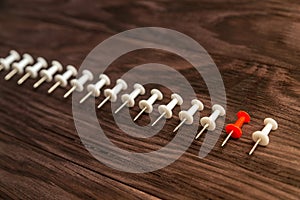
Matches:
[[195, 104, 226, 139], [64, 70, 94, 98], [248, 118, 278, 155], [17, 57, 48, 85], [133, 89, 163, 121], [152, 93, 183, 126], [48, 65, 77, 94], [114, 83, 145, 114], [173, 99, 204, 132], [221, 111, 251, 147], [33, 61, 63, 88], [97, 79, 127, 109]]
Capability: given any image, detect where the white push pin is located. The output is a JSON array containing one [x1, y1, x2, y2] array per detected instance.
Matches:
[[5, 53, 34, 80], [17, 57, 48, 85], [195, 104, 226, 139], [97, 79, 128, 109], [114, 83, 145, 114], [64, 70, 94, 98], [249, 118, 278, 155], [48, 65, 77, 94], [79, 74, 110, 104], [173, 99, 204, 132], [152, 93, 183, 126], [33, 60, 63, 88], [133, 89, 163, 121], [0, 50, 20, 72]]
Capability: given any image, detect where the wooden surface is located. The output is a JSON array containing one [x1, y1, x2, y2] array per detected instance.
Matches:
[[0, 0, 300, 199]]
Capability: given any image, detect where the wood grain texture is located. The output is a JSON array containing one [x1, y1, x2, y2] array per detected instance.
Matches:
[[0, 0, 299, 199]]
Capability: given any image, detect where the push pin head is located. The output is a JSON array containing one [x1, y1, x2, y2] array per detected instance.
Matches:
[[134, 89, 163, 121], [115, 83, 145, 114], [249, 118, 278, 155], [0, 50, 20, 71], [80, 74, 110, 104], [221, 111, 250, 147], [196, 104, 226, 139], [33, 60, 63, 88], [152, 93, 183, 126], [173, 99, 204, 132], [48, 65, 77, 94], [64, 70, 94, 98], [5, 53, 34, 80], [17, 57, 48, 85], [97, 79, 127, 109]]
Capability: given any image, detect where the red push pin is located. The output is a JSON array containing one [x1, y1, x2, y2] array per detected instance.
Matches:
[[221, 111, 250, 147]]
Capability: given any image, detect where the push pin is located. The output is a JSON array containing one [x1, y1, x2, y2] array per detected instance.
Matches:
[[195, 104, 225, 139], [17, 57, 48, 85], [221, 111, 250, 147], [152, 93, 183, 126], [64, 70, 94, 98], [48, 65, 77, 94], [79, 74, 110, 104], [5, 53, 34, 80], [173, 99, 204, 132], [133, 89, 163, 121], [249, 118, 278, 155], [33, 61, 63, 88], [97, 79, 128, 109], [114, 83, 145, 114], [0, 50, 20, 72]]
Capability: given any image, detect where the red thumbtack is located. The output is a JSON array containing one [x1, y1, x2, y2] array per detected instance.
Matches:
[[221, 111, 250, 147]]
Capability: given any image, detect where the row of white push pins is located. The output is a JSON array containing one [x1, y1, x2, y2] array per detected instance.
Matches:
[[0, 50, 277, 155]]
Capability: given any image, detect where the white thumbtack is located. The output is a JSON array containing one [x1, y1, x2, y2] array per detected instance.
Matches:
[[33, 60, 63, 88], [114, 83, 145, 114], [173, 99, 204, 132], [79, 74, 110, 104], [64, 70, 94, 98], [0, 50, 20, 72], [5, 53, 34, 81], [249, 118, 278, 155], [48, 65, 77, 94], [17, 57, 48, 85], [97, 79, 128, 109], [133, 89, 163, 121], [195, 104, 226, 139], [152, 93, 183, 126]]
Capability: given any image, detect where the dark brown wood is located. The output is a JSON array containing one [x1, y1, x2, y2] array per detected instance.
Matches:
[[0, 0, 299, 199]]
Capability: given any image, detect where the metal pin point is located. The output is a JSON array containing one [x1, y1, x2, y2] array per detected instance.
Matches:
[[134, 107, 147, 121], [48, 81, 61, 93], [152, 112, 166, 126], [195, 124, 209, 139], [249, 138, 261, 155], [221, 130, 233, 147]]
